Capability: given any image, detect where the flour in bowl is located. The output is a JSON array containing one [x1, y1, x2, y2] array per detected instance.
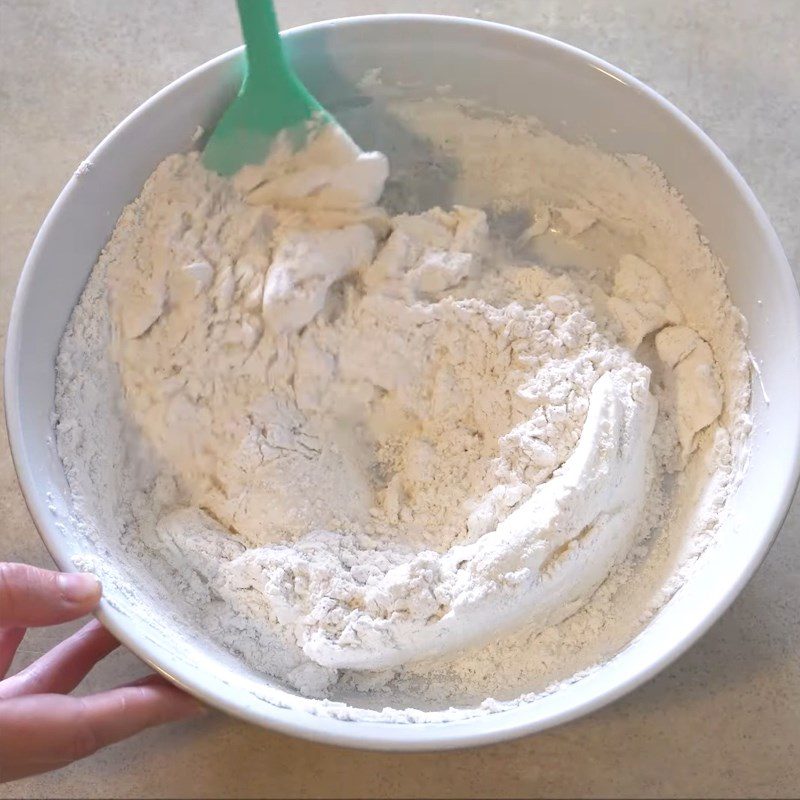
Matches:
[[54, 97, 750, 717]]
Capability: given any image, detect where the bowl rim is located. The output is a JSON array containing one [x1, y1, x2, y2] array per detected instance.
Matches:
[[5, 13, 800, 751]]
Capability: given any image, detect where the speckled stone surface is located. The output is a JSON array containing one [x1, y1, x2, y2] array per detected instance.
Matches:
[[1, 1, 798, 797]]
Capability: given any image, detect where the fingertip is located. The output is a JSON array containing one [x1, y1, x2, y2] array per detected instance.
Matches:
[[175, 694, 208, 719], [0, 564, 103, 628], [161, 682, 208, 717], [57, 572, 102, 606], [134, 676, 208, 719], [79, 617, 117, 642]]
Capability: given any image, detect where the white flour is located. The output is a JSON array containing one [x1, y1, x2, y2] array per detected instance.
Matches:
[[54, 97, 750, 718]]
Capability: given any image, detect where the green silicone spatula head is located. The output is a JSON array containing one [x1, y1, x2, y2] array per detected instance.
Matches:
[[203, 0, 331, 176]]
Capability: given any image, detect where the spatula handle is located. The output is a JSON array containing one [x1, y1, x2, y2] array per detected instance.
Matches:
[[236, 0, 290, 87]]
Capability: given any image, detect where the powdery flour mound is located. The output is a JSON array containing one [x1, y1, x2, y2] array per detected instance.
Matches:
[[54, 97, 750, 719]]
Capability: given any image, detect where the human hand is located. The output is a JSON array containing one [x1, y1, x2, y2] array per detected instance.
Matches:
[[0, 563, 204, 782]]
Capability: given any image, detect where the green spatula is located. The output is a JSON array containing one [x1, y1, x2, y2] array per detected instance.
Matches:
[[203, 0, 332, 176]]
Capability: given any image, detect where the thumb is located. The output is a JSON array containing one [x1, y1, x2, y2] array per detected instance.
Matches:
[[0, 564, 101, 628]]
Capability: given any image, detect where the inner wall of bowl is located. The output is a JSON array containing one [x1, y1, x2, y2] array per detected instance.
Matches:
[[10, 17, 798, 742]]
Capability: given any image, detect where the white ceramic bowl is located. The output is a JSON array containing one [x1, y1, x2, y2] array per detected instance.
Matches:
[[6, 15, 800, 750]]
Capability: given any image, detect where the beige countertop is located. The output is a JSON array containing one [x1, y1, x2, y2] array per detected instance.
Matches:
[[1, 1, 798, 797]]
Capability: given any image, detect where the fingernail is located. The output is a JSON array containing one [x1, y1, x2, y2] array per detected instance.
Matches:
[[58, 572, 101, 603]]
